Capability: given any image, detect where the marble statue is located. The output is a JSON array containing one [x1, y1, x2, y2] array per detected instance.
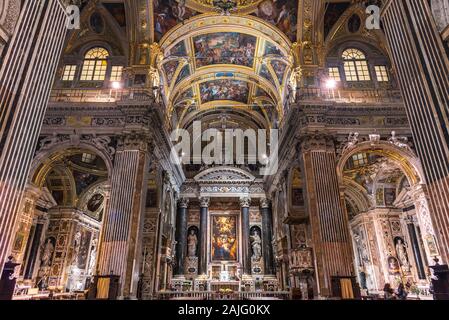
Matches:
[[389, 131, 412, 151], [41, 238, 54, 267], [187, 229, 198, 257], [72, 231, 82, 266], [395, 238, 411, 273], [343, 132, 359, 153], [88, 239, 98, 275], [250, 229, 262, 261]]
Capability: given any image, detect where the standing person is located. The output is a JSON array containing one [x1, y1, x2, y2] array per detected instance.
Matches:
[[397, 283, 408, 300], [383, 283, 395, 300]]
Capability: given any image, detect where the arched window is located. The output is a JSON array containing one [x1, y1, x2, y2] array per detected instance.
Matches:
[[342, 48, 371, 81], [80, 47, 109, 81]]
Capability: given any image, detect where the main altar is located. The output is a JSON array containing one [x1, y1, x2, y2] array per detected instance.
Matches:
[[168, 167, 278, 295]]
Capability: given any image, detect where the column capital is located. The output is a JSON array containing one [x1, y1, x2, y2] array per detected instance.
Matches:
[[260, 198, 271, 209], [178, 198, 189, 209], [239, 196, 251, 208], [300, 134, 335, 153], [199, 197, 210, 208], [118, 133, 151, 152]]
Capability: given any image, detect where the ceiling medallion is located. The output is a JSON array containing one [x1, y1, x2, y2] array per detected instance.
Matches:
[[212, 0, 238, 14]]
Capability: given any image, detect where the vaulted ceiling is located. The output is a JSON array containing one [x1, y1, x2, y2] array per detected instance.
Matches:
[[64, 0, 390, 133], [157, 14, 293, 131]]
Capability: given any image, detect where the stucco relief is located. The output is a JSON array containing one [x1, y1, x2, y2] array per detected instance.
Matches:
[[431, 0, 449, 32], [0, 0, 20, 37]]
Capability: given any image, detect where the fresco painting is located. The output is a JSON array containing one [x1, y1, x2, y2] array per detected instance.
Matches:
[[194, 33, 257, 68], [199, 79, 249, 104]]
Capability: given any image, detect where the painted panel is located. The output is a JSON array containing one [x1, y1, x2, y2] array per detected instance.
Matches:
[[193, 32, 257, 68], [212, 215, 238, 261], [199, 79, 249, 103]]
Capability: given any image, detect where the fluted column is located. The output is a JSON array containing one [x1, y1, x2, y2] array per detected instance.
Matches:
[[260, 198, 275, 275], [240, 196, 251, 275], [0, 0, 67, 275], [301, 135, 354, 297], [411, 185, 441, 264], [174, 198, 189, 276], [198, 197, 209, 275], [97, 135, 150, 298], [382, 0, 449, 263]]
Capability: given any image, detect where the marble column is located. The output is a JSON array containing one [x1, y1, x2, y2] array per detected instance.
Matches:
[[240, 197, 251, 275], [97, 135, 150, 298], [174, 198, 189, 277], [23, 223, 44, 280], [0, 0, 67, 275], [10, 185, 42, 268], [406, 217, 426, 280], [198, 197, 209, 275], [411, 185, 441, 264], [382, 0, 449, 263], [301, 135, 354, 297], [260, 198, 275, 275]]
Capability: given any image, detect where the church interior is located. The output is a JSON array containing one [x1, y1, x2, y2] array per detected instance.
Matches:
[[0, 0, 449, 301]]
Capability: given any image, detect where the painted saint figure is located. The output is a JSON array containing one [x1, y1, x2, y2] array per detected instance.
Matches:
[[187, 229, 198, 257]]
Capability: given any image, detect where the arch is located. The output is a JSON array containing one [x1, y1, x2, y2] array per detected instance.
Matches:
[[77, 180, 109, 214], [44, 164, 77, 206], [343, 178, 372, 214], [156, 14, 293, 130], [337, 140, 424, 188], [84, 47, 109, 59], [324, 3, 389, 60], [29, 142, 113, 185], [64, 2, 129, 57]]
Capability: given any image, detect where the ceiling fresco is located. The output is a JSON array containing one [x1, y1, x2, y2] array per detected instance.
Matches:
[[155, 11, 293, 131], [251, 0, 298, 42], [154, 0, 199, 41], [153, 0, 299, 42], [199, 79, 249, 104], [193, 32, 257, 68]]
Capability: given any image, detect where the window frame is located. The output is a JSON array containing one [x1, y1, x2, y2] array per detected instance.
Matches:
[[342, 48, 371, 82], [374, 65, 389, 82], [352, 153, 368, 168], [110, 65, 124, 82], [328, 67, 341, 82], [62, 64, 77, 81], [80, 47, 109, 82]]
